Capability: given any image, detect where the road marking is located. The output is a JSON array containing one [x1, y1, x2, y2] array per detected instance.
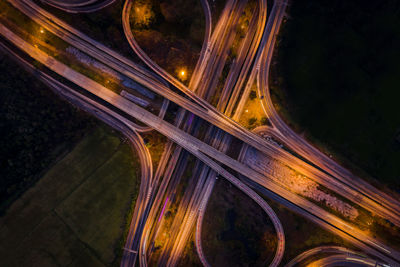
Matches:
[[123, 248, 137, 254]]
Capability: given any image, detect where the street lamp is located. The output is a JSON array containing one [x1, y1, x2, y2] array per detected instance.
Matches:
[[178, 69, 187, 81]]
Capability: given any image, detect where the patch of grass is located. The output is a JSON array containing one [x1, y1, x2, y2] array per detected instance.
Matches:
[[239, 84, 268, 129], [271, 1, 400, 192], [0, 126, 141, 266], [202, 179, 277, 266]]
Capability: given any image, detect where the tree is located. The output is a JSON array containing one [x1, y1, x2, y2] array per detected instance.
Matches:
[[249, 90, 257, 100], [261, 117, 270, 126], [248, 117, 257, 126]]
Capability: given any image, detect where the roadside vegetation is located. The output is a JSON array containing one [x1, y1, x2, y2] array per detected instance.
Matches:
[[202, 178, 277, 266], [238, 83, 269, 129], [130, 0, 205, 84], [270, 1, 400, 193], [0, 126, 141, 267]]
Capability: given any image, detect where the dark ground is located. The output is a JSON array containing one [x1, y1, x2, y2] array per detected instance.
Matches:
[[271, 0, 400, 193], [202, 178, 277, 267], [0, 52, 95, 213]]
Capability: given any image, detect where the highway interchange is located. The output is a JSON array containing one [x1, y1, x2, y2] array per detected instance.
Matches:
[[1, 0, 400, 266]]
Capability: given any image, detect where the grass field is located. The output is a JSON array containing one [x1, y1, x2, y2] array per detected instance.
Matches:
[[0, 126, 140, 267], [202, 179, 277, 266], [270, 1, 400, 192]]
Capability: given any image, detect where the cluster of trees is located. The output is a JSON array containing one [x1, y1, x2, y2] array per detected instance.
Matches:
[[42, 1, 139, 60], [131, 0, 155, 29], [0, 55, 95, 214], [131, 0, 205, 86], [273, 0, 400, 189]]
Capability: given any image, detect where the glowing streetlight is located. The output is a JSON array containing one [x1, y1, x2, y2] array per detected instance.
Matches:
[[245, 109, 249, 113], [178, 69, 187, 81], [40, 28, 44, 34]]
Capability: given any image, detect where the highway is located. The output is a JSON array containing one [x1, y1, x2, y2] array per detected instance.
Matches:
[[149, 1, 286, 264], [285, 245, 390, 267], [0, 7, 284, 265], [309, 254, 387, 267], [133, 0, 216, 263], [135, 0, 266, 262], [124, 1, 214, 262], [3, 1, 400, 266], [9, 0, 365, 214], [40, 0, 117, 13], [285, 246, 368, 267], [152, 1, 260, 263]]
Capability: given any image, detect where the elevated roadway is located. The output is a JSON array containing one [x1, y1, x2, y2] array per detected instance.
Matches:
[[285, 246, 367, 267], [40, 0, 116, 13], [3, 3, 400, 266], [309, 254, 387, 267], [2, 18, 398, 266]]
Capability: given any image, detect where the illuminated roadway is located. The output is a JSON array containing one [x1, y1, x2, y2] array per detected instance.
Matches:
[[285, 245, 387, 266], [40, 0, 117, 13], [4, 23, 393, 266], [4, 1, 400, 266], [148, 1, 286, 265], [0, 21, 287, 267], [153, 0, 268, 265], [310, 254, 387, 267]]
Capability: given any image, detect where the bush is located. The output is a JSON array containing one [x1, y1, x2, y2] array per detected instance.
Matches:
[[261, 117, 270, 126], [249, 90, 257, 100], [248, 117, 257, 125]]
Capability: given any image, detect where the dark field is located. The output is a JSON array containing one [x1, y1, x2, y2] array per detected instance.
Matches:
[[0, 126, 141, 266], [202, 179, 277, 266], [0, 51, 94, 213], [271, 0, 400, 192]]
